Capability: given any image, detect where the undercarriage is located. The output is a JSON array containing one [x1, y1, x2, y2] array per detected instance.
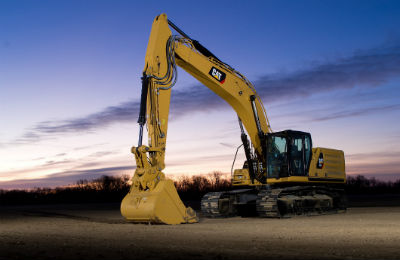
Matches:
[[201, 185, 347, 218]]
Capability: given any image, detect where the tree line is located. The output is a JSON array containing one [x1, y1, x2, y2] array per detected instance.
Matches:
[[0, 173, 399, 205]]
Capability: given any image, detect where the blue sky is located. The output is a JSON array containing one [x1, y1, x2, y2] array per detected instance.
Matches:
[[1, 0, 400, 188]]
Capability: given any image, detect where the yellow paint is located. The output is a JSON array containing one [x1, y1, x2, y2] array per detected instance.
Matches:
[[121, 13, 346, 224], [121, 14, 198, 224], [232, 147, 346, 186]]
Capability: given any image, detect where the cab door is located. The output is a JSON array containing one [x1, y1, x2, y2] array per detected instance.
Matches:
[[289, 134, 312, 176]]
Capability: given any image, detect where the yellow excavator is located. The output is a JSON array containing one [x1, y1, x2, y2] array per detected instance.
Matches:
[[120, 14, 346, 224]]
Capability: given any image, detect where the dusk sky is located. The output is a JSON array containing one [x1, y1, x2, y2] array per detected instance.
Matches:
[[1, 0, 400, 189]]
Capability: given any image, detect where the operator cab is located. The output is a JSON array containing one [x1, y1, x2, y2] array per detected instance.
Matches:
[[266, 130, 312, 179]]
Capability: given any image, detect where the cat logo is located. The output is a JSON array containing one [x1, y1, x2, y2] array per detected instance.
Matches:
[[209, 66, 226, 84], [317, 152, 324, 169]]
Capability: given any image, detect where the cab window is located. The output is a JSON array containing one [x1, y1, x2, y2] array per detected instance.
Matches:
[[267, 136, 288, 178], [290, 137, 305, 176]]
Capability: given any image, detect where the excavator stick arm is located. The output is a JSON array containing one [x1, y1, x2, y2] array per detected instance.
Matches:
[[121, 14, 198, 224]]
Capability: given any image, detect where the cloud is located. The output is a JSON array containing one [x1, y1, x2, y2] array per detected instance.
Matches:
[[0, 158, 75, 180], [43, 159, 73, 167], [345, 150, 400, 181], [32, 157, 45, 161], [0, 149, 123, 181], [87, 151, 119, 158], [347, 161, 400, 177], [347, 150, 400, 160], [73, 143, 109, 151], [255, 44, 400, 103], [219, 142, 236, 148], [13, 131, 42, 144], [8, 42, 400, 144], [310, 104, 400, 122], [34, 100, 141, 134], [0, 166, 135, 189]]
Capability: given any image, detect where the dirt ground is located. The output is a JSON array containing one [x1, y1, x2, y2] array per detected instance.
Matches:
[[1, 203, 400, 260]]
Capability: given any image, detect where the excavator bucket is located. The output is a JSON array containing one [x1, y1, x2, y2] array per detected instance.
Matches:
[[120, 179, 198, 224]]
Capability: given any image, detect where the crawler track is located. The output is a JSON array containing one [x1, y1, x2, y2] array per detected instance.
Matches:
[[200, 192, 226, 218], [201, 186, 347, 218], [256, 189, 282, 217], [257, 186, 346, 217]]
